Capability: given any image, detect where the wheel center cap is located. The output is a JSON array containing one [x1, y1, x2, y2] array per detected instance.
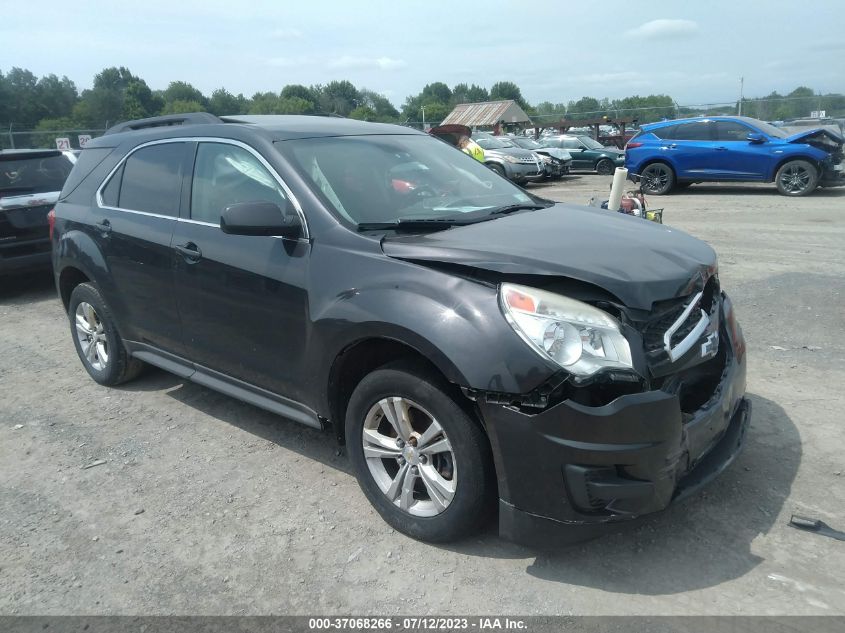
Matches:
[[402, 446, 419, 465]]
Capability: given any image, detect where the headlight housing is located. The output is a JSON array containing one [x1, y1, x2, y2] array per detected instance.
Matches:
[[499, 283, 633, 377]]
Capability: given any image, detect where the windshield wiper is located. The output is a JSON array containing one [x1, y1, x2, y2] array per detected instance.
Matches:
[[486, 203, 548, 216], [357, 218, 474, 232]]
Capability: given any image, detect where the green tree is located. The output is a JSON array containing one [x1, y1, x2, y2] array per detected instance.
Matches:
[[35, 74, 78, 121], [3, 67, 41, 128], [161, 99, 206, 114], [317, 80, 360, 116], [207, 88, 247, 115], [489, 81, 529, 110], [281, 84, 317, 104], [451, 83, 489, 106], [163, 81, 206, 107], [358, 88, 399, 121], [248, 91, 282, 114]]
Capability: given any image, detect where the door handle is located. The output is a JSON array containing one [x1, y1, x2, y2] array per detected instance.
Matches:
[[175, 242, 202, 262], [715, 146, 728, 151], [95, 219, 112, 235]]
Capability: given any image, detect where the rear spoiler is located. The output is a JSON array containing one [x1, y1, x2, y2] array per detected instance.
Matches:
[[104, 112, 221, 136]]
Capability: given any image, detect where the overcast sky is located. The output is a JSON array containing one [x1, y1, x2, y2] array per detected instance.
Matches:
[[4, 0, 844, 109]]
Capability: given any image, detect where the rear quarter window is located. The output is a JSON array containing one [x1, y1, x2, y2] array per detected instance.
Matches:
[[651, 125, 676, 140], [60, 148, 113, 199]]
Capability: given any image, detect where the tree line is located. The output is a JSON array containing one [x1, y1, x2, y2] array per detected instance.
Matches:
[[1, 65, 843, 147]]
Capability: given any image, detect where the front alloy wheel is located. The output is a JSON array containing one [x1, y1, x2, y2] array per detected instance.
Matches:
[[346, 361, 495, 542], [776, 160, 818, 196], [640, 163, 675, 195], [362, 397, 456, 516]]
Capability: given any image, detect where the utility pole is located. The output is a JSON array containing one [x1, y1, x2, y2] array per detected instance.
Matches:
[[8, 123, 14, 149], [421, 105, 426, 130], [738, 77, 744, 116]]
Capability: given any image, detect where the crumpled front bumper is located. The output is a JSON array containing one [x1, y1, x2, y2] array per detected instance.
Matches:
[[480, 300, 749, 545]]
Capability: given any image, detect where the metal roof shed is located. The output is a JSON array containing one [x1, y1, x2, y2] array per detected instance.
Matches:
[[441, 100, 532, 127]]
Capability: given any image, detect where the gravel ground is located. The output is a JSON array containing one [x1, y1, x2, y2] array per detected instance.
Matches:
[[1, 175, 844, 616]]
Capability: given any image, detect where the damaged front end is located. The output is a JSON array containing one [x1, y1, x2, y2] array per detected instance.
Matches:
[[467, 272, 750, 544], [788, 128, 845, 187]]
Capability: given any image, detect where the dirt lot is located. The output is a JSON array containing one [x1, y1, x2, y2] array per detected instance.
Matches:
[[2, 175, 844, 616]]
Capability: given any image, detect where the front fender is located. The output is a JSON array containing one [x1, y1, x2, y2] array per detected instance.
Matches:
[[306, 260, 558, 415]]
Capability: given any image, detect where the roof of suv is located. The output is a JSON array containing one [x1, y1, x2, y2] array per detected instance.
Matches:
[[642, 115, 762, 131], [86, 113, 424, 149]]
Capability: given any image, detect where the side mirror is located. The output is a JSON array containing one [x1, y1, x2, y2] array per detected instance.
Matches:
[[747, 132, 765, 144], [220, 200, 301, 238]]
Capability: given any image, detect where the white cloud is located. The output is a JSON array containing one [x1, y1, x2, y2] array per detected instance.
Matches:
[[327, 56, 407, 71], [270, 27, 303, 40], [625, 19, 699, 39]]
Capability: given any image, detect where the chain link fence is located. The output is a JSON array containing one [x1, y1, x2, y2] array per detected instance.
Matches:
[[1, 127, 106, 151]]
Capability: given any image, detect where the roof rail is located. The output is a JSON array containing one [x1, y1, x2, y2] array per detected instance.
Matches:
[[103, 112, 221, 136]]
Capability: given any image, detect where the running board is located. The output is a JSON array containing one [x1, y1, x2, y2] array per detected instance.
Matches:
[[126, 341, 322, 430]]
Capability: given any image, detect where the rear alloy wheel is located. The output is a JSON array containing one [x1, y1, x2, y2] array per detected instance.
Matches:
[[596, 158, 615, 175], [69, 282, 144, 386], [346, 361, 495, 542], [775, 160, 818, 196], [640, 163, 675, 195]]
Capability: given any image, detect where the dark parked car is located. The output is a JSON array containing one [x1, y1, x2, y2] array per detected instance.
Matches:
[[625, 116, 845, 196], [471, 134, 545, 184], [538, 134, 625, 174], [53, 113, 750, 544], [1, 149, 75, 275]]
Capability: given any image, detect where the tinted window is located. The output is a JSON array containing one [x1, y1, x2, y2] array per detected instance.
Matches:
[[651, 125, 677, 140], [714, 121, 752, 141], [672, 122, 712, 141], [101, 164, 123, 207], [191, 143, 287, 225], [61, 147, 111, 198], [562, 138, 582, 149], [118, 143, 185, 216], [0, 153, 73, 197]]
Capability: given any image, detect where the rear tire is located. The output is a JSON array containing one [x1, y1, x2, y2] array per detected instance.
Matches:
[[596, 158, 615, 175], [69, 282, 144, 386], [640, 162, 675, 195], [775, 160, 818, 196], [345, 361, 495, 542]]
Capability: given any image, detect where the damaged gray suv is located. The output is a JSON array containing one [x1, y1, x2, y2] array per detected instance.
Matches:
[[52, 113, 750, 544]]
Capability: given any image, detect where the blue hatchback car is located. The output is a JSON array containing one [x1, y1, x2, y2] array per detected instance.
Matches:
[[625, 116, 844, 196]]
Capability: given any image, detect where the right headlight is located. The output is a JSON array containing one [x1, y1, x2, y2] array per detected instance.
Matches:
[[499, 283, 633, 377], [502, 154, 520, 163]]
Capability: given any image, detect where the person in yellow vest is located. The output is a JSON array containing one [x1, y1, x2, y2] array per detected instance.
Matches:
[[458, 134, 485, 162]]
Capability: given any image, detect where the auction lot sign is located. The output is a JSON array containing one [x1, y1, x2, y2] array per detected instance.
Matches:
[[1, 617, 843, 633]]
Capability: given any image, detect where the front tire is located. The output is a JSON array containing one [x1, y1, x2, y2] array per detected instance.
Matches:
[[69, 282, 143, 386], [640, 162, 675, 195], [775, 160, 818, 196], [345, 361, 495, 542], [488, 163, 506, 179]]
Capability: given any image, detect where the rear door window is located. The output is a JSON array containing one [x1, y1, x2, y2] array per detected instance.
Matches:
[[672, 122, 712, 141], [117, 143, 185, 216]]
